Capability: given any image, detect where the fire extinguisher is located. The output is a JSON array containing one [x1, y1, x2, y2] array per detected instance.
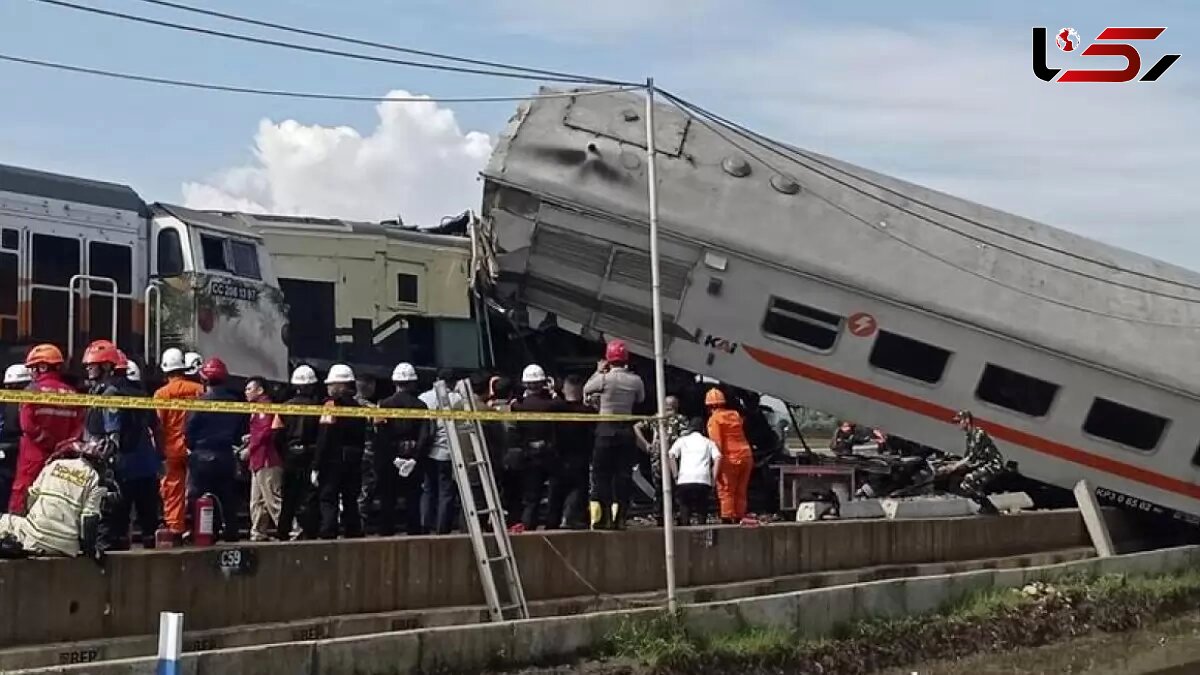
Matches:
[[194, 493, 217, 547]]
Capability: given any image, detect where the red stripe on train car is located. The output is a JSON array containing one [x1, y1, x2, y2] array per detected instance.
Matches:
[[742, 344, 1200, 501]]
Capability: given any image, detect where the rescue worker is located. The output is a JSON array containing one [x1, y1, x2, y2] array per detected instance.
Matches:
[[124, 361, 143, 392], [669, 417, 722, 526], [82, 340, 161, 550], [354, 373, 380, 534], [545, 374, 595, 530], [509, 364, 566, 532], [276, 365, 321, 540], [374, 362, 431, 536], [184, 358, 246, 542], [706, 388, 755, 525], [943, 410, 1005, 515], [584, 339, 645, 530], [633, 395, 688, 525], [153, 348, 204, 539], [0, 439, 105, 560], [487, 376, 522, 527], [313, 364, 367, 539], [11, 344, 83, 515], [0, 364, 32, 512], [417, 369, 463, 535]]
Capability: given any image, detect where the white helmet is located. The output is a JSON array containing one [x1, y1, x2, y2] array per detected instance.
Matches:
[[325, 363, 355, 384], [4, 364, 31, 386], [160, 347, 187, 373], [521, 363, 547, 384], [184, 352, 203, 374], [291, 365, 318, 386], [126, 361, 142, 382], [391, 362, 418, 383]]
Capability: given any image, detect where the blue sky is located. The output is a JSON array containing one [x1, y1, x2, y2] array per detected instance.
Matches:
[[1, 0, 1197, 265]]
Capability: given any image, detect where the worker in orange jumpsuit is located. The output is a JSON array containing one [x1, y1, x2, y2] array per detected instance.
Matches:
[[10, 344, 83, 514], [154, 348, 204, 537], [705, 388, 755, 525]]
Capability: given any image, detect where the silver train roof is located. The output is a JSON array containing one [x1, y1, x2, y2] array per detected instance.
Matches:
[[483, 88, 1200, 397]]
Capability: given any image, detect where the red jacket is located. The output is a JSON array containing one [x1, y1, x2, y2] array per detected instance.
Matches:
[[19, 372, 84, 455], [246, 396, 281, 472]]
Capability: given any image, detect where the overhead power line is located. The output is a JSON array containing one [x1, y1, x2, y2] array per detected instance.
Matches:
[[127, 0, 621, 86], [659, 91, 1200, 325], [0, 53, 636, 103], [659, 89, 1200, 298], [30, 0, 639, 86]]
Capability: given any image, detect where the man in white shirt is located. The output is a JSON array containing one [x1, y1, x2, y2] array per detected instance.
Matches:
[[668, 418, 722, 526], [418, 369, 464, 534]]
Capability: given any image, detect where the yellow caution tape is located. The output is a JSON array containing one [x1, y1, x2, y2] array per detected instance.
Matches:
[[0, 389, 648, 423]]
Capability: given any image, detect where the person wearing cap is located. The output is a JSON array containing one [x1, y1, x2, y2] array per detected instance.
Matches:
[[153, 348, 205, 538], [313, 364, 368, 539], [374, 362, 431, 536], [706, 387, 755, 525], [0, 364, 32, 513], [184, 358, 247, 542], [943, 410, 1005, 515], [276, 365, 322, 540], [583, 339, 645, 530], [82, 340, 161, 550], [509, 364, 567, 532], [417, 369, 464, 535], [11, 345, 83, 515]]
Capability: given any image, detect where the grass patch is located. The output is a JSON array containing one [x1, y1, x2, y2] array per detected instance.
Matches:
[[587, 569, 1200, 675]]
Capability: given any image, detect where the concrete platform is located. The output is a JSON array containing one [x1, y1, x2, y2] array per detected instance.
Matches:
[[0, 509, 1090, 648]]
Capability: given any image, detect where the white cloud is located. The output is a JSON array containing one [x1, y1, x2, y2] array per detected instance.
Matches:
[[182, 90, 493, 226]]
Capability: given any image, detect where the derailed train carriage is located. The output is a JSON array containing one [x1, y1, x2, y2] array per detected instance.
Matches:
[[480, 88, 1200, 524]]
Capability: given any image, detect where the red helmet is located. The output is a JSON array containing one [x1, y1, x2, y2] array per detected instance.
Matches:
[[605, 339, 629, 364], [114, 349, 129, 372], [25, 343, 65, 368], [199, 357, 228, 384], [82, 340, 119, 366]]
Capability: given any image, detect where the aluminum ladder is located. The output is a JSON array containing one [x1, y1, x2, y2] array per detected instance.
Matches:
[[434, 379, 529, 622]]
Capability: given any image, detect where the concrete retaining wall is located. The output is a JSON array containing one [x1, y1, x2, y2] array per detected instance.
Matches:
[[15, 544, 1199, 675], [0, 510, 1087, 647]]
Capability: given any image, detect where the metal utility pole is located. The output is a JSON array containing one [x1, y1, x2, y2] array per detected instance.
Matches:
[[644, 77, 678, 614]]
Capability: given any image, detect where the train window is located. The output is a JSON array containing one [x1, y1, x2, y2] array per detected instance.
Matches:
[[1083, 398, 1168, 451], [157, 229, 184, 276], [200, 234, 229, 273], [761, 296, 841, 351], [1, 228, 16, 251], [397, 273, 419, 304], [229, 240, 261, 280], [975, 364, 1059, 417], [31, 234, 80, 287], [89, 242, 132, 294], [0, 251, 15, 316], [869, 330, 951, 384]]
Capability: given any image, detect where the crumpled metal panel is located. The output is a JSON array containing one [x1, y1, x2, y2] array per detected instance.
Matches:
[[563, 90, 689, 156]]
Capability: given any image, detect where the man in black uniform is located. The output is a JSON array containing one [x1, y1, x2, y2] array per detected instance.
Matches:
[[374, 362, 431, 536], [546, 374, 595, 530], [0, 364, 31, 512], [355, 373, 380, 534], [313, 364, 367, 539], [277, 365, 322, 540], [509, 364, 566, 532]]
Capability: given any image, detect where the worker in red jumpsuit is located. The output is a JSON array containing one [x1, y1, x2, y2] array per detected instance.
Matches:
[[9, 344, 84, 514], [705, 388, 755, 525]]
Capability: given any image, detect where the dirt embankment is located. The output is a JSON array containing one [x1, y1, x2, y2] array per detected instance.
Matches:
[[486, 571, 1200, 675]]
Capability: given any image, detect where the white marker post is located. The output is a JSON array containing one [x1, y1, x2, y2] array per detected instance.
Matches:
[[645, 77, 679, 614], [156, 611, 184, 675]]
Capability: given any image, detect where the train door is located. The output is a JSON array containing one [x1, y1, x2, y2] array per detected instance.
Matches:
[[0, 225, 19, 345]]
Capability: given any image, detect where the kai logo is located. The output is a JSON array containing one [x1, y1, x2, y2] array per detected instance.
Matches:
[[703, 334, 739, 354]]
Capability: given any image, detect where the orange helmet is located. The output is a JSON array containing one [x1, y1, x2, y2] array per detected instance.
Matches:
[[25, 343, 64, 368], [82, 339, 120, 366], [705, 387, 726, 408], [114, 349, 129, 372]]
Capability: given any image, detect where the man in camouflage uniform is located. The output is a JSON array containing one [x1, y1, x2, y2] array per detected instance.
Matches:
[[634, 395, 688, 525], [944, 410, 1005, 514]]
